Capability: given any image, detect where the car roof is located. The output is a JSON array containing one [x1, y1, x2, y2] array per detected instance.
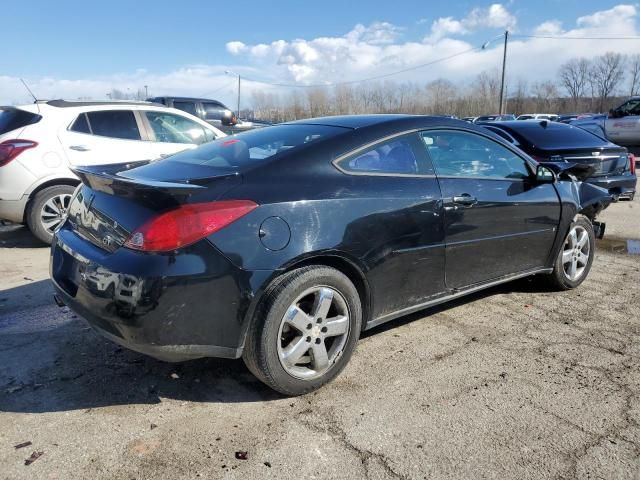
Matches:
[[283, 114, 471, 130], [44, 99, 163, 108], [148, 96, 226, 104]]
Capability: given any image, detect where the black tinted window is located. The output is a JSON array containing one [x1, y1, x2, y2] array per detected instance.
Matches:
[[0, 109, 41, 135], [421, 130, 530, 179], [203, 103, 227, 121], [86, 110, 141, 140], [512, 123, 606, 148], [162, 124, 346, 170], [173, 101, 198, 116], [70, 113, 91, 134], [340, 137, 429, 175]]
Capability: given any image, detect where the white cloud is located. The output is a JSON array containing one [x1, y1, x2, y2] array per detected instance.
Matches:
[[1, 4, 639, 106], [426, 3, 516, 41]]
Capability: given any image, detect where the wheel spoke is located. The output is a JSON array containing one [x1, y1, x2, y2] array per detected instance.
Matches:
[[568, 229, 578, 248], [562, 249, 573, 264], [577, 230, 588, 249], [44, 198, 61, 215], [284, 305, 311, 333], [324, 315, 348, 337], [568, 259, 578, 279], [280, 336, 309, 367], [311, 342, 329, 371], [312, 288, 334, 321], [42, 218, 61, 230]]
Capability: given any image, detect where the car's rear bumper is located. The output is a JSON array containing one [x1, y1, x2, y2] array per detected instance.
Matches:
[[50, 224, 273, 362], [587, 174, 637, 200], [0, 196, 29, 223]]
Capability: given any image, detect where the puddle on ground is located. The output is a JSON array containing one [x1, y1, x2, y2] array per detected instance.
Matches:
[[597, 237, 640, 255]]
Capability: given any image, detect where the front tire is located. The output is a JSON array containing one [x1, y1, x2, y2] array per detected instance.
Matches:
[[546, 215, 595, 290], [243, 266, 362, 396], [27, 185, 75, 245]]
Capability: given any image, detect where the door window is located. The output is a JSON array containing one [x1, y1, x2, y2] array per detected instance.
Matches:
[[338, 136, 431, 175], [203, 102, 228, 121], [173, 101, 198, 116], [84, 110, 141, 140], [144, 111, 209, 144], [420, 130, 531, 179], [70, 113, 91, 134]]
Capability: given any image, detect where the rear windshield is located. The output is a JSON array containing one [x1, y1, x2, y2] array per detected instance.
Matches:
[[0, 108, 42, 135], [511, 124, 607, 148], [162, 124, 347, 169]]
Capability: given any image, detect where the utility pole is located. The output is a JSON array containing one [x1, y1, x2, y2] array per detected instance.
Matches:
[[237, 75, 241, 119], [225, 70, 241, 119], [498, 30, 509, 114], [144, 85, 148, 98]]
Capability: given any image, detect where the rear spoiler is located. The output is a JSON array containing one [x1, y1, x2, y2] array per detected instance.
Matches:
[[72, 162, 206, 197]]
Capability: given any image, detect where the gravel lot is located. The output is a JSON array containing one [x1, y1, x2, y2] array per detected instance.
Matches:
[[0, 196, 639, 479]]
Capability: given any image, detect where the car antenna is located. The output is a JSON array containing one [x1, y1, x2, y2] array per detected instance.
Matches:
[[19, 78, 41, 113]]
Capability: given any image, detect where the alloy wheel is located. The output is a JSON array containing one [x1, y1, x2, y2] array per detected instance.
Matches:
[[40, 193, 72, 234], [562, 225, 590, 281], [277, 286, 350, 380]]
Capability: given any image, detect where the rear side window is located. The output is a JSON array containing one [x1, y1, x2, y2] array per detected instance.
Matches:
[[70, 113, 91, 134], [85, 110, 141, 140], [338, 135, 433, 175], [173, 101, 198, 116], [161, 124, 346, 170], [0, 108, 41, 135]]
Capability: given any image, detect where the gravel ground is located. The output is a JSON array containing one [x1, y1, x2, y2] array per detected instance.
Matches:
[[0, 196, 638, 479]]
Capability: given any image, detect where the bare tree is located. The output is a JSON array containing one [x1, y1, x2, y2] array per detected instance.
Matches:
[[629, 53, 640, 96], [559, 58, 589, 110], [590, 52, 626, 111]]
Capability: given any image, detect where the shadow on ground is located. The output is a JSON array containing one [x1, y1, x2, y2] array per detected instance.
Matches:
[[0, 224, 44, 249], [0, 274, 556, 414]]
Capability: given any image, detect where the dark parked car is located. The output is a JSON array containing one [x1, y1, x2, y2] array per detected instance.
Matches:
[[147, 96, 269, 134], [474, 114, 516, 123], [51, 115, 612, 395], [483, 120, 636, 200]]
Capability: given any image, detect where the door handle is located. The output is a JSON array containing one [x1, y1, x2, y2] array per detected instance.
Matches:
[[452, 194, 477, 206], [69, 145, 90, 152]]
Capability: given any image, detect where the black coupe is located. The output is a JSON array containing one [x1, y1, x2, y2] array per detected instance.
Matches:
[[51, 115, 611, 395]]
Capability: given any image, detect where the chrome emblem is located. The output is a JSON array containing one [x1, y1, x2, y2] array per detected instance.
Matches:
[[592, 151, 600, 156], [102, 235, 113, 247]]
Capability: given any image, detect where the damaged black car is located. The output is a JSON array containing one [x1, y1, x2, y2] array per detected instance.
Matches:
[[50, 115, 612, 395]]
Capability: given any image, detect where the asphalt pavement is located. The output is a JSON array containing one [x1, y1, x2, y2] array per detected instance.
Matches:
[[0, 196, 639, 479]]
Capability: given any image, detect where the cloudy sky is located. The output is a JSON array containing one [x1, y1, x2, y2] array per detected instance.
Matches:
[[1, 1, 639, 106]]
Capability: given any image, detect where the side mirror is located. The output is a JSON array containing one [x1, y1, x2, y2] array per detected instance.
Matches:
[[221, 110, 238, 126], [535, 165, 556, 183]]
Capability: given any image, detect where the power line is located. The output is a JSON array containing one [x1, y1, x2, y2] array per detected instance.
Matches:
[[239, 44, 486, 89], [513, 34, 640, 40], [199, 79, 237, 97]]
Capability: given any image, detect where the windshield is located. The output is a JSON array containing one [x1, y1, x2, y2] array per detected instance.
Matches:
[[161, 124, 347, 170]]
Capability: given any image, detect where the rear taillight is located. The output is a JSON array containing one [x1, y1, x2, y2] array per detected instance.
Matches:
[[629, 154, 636, 176], [124, 200, 258, 252], [0, 139, 38, 167]]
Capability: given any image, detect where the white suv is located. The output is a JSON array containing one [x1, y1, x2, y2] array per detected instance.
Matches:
[[0, 100, 225, 243]]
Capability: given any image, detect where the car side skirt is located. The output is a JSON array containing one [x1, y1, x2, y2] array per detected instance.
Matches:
[[365, 267, 553, 330]]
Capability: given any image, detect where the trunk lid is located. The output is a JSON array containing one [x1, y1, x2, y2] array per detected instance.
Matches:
[[537, 147, 629, 177], [66, 162, 241, 252]]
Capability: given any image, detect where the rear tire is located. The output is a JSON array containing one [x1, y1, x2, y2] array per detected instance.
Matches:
[[27, 185, 75, 245], [243, 266, 362, 396], [545, 215, 595, 291]]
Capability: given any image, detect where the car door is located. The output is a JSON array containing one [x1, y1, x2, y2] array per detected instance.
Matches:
[[60, 109, 155, 166], [139, 110, 220, 159], [605, 98, 640, 147], [335, 133, 446, 319], [420, 129, 560, 289]]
